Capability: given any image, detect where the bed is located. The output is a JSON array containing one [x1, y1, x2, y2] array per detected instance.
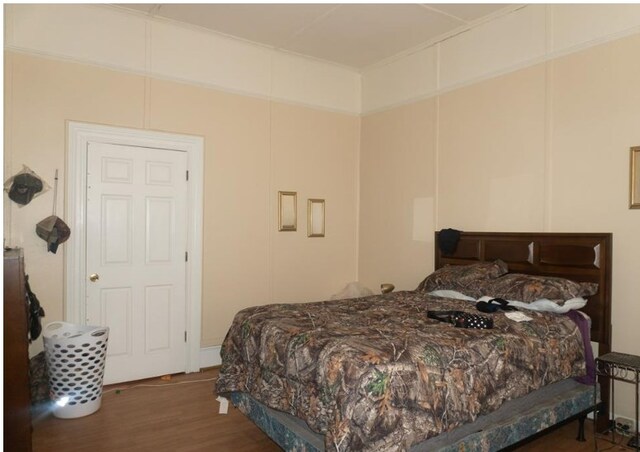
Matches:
[[217, 231, 612, 451]]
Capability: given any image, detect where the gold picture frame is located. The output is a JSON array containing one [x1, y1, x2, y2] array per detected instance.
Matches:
[[278, 191, 297, 231], [631, 147, 640, 209], [307, 199, 325, 237]]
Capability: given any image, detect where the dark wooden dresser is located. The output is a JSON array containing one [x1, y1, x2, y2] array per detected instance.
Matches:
[[4, 248, 32, 452]]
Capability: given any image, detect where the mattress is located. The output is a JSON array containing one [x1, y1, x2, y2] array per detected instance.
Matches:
[[217, 291, 588, 451]]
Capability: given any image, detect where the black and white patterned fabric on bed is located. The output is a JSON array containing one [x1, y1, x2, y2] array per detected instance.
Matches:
[[216, 291, 588, 452]]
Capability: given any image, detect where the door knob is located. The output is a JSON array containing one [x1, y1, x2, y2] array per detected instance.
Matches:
[[89, 273, 100, 282]]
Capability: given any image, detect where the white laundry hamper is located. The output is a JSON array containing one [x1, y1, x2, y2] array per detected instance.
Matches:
[[43, 322, 109, 419]]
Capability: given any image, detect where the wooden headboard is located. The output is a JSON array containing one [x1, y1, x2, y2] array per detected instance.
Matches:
[[434, 231, 612, 354]]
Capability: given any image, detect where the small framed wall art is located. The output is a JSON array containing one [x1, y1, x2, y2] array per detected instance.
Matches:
[[278, 191, 297, 231], [307, 199, 325, 237], [631, 146, 640, 209]]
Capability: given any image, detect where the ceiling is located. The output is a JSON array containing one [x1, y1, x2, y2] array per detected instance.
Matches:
[[116, 3, 512, 69]]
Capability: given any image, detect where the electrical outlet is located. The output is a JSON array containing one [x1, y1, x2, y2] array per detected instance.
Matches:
[[614, 417, 635, 436]]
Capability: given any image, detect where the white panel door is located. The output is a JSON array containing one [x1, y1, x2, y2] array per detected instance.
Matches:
[[86, 142, 188, 384]]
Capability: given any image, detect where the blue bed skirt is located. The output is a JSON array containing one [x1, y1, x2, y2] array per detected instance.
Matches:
[[229, 379, 598, 451]]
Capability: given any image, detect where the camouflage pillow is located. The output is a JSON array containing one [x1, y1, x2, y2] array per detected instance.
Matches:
[[416, 260, 508, 298], [479, 273, 598, 303]]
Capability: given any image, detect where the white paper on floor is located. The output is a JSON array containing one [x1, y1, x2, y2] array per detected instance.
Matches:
[[216, 396, 229, 414]]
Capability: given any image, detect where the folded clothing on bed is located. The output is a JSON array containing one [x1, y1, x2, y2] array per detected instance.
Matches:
[[429, 289, 589, 313]]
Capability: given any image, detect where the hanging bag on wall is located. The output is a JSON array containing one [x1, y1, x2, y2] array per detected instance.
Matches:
[[35, 169, 71, 254]]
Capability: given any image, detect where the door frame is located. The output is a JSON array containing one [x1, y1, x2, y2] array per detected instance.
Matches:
[[66, 121, 204, 374]]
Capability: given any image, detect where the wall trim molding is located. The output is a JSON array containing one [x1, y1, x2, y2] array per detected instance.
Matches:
[[361, 4, 525, 73], [3, 47, 360, 117], [4, 4, 361, 115], [7, 5, 639, 117], [12, 23, 639, 121], [362, 27, 640, 116], [104, 4, 360, 74]]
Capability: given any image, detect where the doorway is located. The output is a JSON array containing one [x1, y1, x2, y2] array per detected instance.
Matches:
[[66, 122, 203, 384]]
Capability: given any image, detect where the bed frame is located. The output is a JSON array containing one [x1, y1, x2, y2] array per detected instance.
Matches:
[[229, 231, 613, 450]]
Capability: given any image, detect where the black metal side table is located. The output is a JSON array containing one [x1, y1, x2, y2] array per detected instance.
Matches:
[[595, 352, 640, 451]]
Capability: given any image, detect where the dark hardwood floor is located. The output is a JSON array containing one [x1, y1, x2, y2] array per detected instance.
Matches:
[[32, 368, 634, 451]]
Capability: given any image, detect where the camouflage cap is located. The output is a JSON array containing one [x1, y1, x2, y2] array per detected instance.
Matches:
[[8, 173, 44, 205]]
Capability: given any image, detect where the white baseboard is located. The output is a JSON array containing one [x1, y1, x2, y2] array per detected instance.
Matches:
[[200, 345, 222, 368]]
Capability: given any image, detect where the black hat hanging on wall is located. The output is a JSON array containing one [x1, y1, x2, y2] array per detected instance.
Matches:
[[36, 170, 71, 254], [4, 165, 50, 206]]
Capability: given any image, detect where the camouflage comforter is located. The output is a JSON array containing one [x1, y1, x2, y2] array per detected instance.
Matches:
[[216, 291, 586, 451]]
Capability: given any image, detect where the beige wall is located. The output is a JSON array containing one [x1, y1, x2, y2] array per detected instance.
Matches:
[[4, 52, 147, 336], [359, 99, 437, 291], [359, 33, 640, 419], [270, 103, 360, 306], [438, 63, 547, 230], [4, 51, 360, 350], [548, 34, 640, 415]]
